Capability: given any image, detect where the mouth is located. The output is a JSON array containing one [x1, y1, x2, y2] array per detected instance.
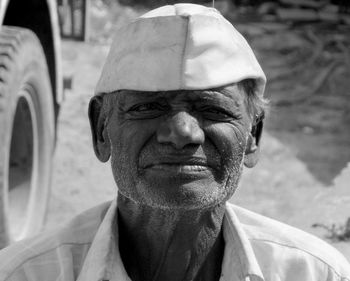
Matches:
[[141, 158, 215, 178], [146, 163, 210, 173]]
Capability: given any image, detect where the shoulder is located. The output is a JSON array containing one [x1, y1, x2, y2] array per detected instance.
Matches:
[[0, 201, 111, 281], [226, 202, 350, 279]]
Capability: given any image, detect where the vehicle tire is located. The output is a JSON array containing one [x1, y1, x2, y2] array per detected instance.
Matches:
[[0, 26, 55, 248]]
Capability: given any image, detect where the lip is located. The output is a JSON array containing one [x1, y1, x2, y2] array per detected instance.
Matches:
[[146, 163, 211, 173], [143, 164, 213, 179], [141, 156, 213, 169], [140, 157, 215, 178]]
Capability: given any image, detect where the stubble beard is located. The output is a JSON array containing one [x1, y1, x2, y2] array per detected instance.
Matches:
[[111, 149, 245, 211]]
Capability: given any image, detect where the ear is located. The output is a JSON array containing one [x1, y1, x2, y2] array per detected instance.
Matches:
[[244, 116, 264, 168], [88, 96, 111, 162]]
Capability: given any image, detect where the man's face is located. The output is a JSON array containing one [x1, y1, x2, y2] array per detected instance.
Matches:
[[104, 85, 253, 209]]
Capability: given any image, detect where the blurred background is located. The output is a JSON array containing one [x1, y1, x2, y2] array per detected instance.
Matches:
[[48, 0, 350, 258]]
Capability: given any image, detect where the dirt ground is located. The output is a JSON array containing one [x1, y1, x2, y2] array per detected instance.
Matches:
[[45, 2, 350, 260]]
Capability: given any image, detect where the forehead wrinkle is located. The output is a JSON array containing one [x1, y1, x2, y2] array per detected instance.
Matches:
[[113, 87, 243, 107], [194, 89, 243, 108]]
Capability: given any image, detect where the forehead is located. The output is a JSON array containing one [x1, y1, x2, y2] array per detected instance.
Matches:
[[117, 84, 244, 105]]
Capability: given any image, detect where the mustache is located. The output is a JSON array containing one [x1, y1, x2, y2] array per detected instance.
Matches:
[[141, 156, 212, 169], [138, 144, 221, 169]]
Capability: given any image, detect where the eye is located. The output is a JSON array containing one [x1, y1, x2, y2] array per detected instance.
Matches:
[[199, 106, 237, 122], [127, 102, 166, 119]]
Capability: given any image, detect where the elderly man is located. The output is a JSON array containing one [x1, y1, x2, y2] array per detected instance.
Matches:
[[0, 3, 349, 281]]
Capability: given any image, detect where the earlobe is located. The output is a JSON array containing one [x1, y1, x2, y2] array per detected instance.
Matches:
[[244, 133, 259, 168], [88, 96, 111, 162], [244, 118, 264, 168]]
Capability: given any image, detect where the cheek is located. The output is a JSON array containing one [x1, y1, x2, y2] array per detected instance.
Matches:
[[110, 120, 153, 157], [108, 120, 157, 185], [205, 123, 248, 175]]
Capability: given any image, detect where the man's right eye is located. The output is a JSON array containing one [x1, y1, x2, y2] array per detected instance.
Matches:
[[126, 103, 165, 119]]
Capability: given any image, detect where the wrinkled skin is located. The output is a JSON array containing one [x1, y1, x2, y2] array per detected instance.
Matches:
[[89, 85, 261, 281]]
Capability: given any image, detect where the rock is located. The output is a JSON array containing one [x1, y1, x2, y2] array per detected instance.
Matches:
[[319, 10, 340, 23], [340, 14, 350, 25], [255, 22, 290, 32], [258, 2, 278, 15], [322, 4, 339, 13], [279, 0, 327, 10], [235, 24, 266, 37], [277, 7, 319, 21]]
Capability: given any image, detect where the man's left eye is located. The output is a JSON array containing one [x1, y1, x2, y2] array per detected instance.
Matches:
[[200, 107, 235, 121]]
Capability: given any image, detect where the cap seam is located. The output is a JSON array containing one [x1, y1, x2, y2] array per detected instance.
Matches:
[[180, 16, 190, 89]]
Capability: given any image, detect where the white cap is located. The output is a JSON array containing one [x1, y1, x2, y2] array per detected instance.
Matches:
[[95, 3, 266, 96]]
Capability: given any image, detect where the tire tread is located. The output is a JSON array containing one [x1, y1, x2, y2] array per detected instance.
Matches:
[[0, 26, 54, 248]]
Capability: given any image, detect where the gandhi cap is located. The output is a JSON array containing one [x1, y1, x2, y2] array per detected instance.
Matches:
[[95, 3, 266, 96]]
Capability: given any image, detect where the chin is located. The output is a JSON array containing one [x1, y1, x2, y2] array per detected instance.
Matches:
[[127, 178, 233, 210], [116, 165, 242, 210]]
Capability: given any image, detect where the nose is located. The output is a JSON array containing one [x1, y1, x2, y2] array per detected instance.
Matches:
[[157, 111, 204, 149]]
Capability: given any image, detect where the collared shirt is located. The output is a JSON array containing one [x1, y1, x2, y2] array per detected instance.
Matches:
[[0, 199, 349, 281]]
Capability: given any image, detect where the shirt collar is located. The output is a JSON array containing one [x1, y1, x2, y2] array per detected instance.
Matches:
[[77, 199, 130, 281], [221, 204, 265, 281], [77, 199, 264, 281]]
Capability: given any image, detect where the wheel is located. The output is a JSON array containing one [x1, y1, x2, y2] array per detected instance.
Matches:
[[0, 26, 55, 248]]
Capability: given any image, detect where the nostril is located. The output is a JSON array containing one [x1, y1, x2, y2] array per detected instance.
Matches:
[[156, 112, 204, 149]]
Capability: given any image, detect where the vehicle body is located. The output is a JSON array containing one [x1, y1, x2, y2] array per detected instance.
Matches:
[[0, 0, 63, 111]]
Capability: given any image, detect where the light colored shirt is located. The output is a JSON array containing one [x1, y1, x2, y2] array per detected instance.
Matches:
[[0, 199, 349, 281]]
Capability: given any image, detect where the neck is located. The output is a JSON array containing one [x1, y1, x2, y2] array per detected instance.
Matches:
[[116, 194, 226, 281]]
